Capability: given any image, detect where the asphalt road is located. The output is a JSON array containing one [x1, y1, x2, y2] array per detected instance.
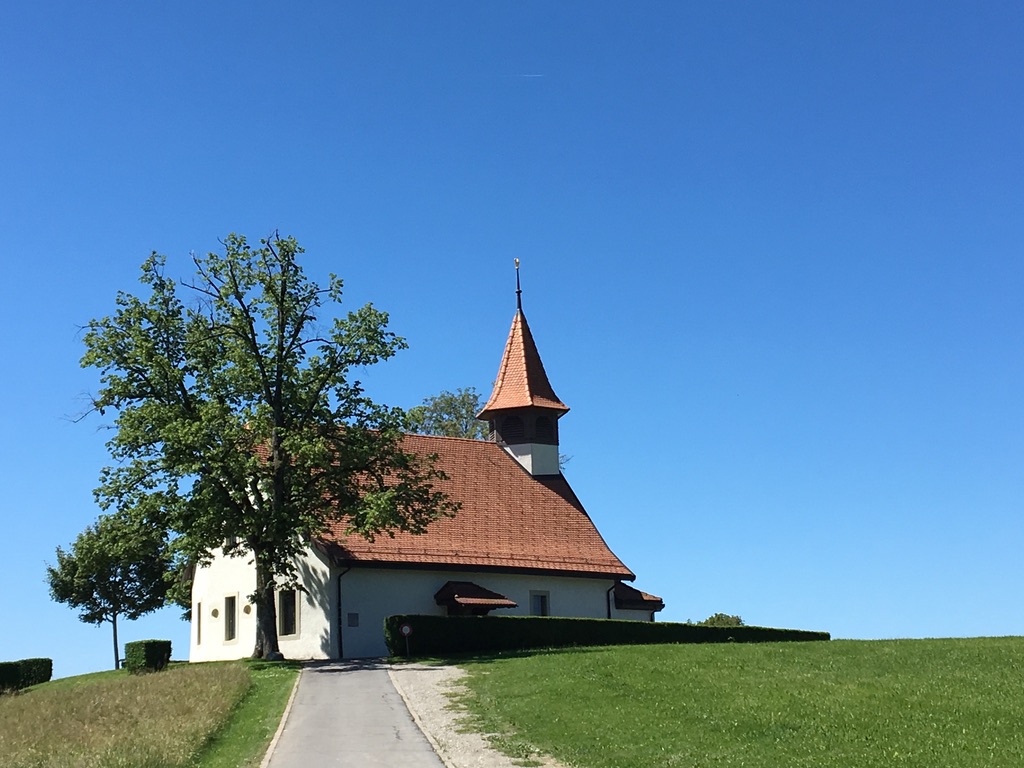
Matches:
[[264, 659, 446, 768]]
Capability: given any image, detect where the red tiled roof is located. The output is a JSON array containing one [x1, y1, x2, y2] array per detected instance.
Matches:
[[317, 433, 633, 579], [477, 310, 569, 417]]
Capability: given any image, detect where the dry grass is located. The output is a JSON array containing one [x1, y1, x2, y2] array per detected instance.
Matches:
[[0, 663, 251, 768]]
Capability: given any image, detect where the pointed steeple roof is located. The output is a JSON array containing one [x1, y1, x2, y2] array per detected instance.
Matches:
[[478, 308, 569, 418]]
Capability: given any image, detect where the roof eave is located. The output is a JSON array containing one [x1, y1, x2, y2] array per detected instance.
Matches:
[[315, 546, 635, 581]]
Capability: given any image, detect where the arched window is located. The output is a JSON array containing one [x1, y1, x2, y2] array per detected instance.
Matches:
[[502, 415, 525, 442]]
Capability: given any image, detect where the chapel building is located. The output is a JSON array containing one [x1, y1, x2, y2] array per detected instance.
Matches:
[[189, 280, 663, 661]]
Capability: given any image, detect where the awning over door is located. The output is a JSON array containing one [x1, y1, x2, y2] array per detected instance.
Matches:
[[434, 581, 518, 615], [613, 581, 665, 612]]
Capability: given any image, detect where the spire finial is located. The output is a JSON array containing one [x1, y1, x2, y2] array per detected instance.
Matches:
[[514, 258, 522, 311]]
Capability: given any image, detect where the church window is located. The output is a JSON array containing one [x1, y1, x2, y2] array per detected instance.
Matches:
[[224, 595, 237, 641], [278, 589, 298, 636]]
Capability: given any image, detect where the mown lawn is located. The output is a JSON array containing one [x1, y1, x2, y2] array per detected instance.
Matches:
[[457, 637, 1024, 768], [0, 659, 299, 768]]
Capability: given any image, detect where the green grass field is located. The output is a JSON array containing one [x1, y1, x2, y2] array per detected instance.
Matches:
[[0, 659, 299, 768], [457, 637, 1024, 768]]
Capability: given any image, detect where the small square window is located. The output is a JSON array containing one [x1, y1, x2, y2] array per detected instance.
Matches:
[[347, 612, 359, 628]]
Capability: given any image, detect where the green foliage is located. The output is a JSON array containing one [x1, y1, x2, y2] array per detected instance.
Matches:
[[80, 233, 457, 657], [46, 511, 168, 625], [47, 510, 169, 668], [407, 387, 490, 439], [458, 638, 1024, 768], [166, 558, 197, 620], [124, 640, 172, 674], [0, 658, 51, 692], [383, 614, 828, 656], [696, 611, 744, 627]]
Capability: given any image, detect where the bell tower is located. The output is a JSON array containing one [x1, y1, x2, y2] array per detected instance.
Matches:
[[477, 261, 568, 476]]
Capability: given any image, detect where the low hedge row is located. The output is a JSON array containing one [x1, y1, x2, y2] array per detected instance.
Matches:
[[124, 640, 172, 674], [384, 615, 829, 657], [0, 657, 53, 691]]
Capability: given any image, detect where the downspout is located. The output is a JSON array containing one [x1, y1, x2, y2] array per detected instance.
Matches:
[[336, 566, 351, 659], [606, 582, 617, 619]]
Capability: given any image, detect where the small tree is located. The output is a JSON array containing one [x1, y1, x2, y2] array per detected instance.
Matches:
[[46, 510, 169, 670], [407, 387, 489, 440], [697, 612, 744, 628]]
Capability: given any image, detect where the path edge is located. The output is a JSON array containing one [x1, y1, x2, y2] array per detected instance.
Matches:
[[259, 666, 303, 768], [388, 662, 455, 768]]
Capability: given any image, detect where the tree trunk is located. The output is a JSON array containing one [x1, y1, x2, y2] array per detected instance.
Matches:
[[255, 425, 287, 660], [112, 612, 120, 670], [251, 555, 282, 659]]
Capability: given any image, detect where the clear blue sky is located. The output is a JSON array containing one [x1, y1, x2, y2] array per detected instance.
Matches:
[[2, 2, 1022, 679]]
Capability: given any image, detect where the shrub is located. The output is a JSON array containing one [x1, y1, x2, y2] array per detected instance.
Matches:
[[0, 661, 21, 692], [17, 658, 53, 687], [124, 640, 172, 674], [0, 658, 54, 692], [383, 615, 829, 657]]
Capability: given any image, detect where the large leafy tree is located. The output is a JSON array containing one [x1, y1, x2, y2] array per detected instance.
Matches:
[[82, 233, 456, 659], [47, 510, 169, 670]]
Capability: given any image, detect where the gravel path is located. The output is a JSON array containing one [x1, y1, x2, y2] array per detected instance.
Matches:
[[388, 663, 569, 768]]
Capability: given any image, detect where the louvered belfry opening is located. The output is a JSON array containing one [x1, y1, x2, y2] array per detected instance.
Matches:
[[490, 408, 559, 447]]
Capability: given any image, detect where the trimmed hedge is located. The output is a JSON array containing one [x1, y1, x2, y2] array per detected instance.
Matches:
[[19, 658, 52, 687], [0, 657, 53, 691], [124, 640, 172, 674], [384, 615, 830, 657], [0, 661, 21, 691]]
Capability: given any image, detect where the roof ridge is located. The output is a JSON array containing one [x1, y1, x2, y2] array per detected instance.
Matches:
[[403, 432, 496, 446]]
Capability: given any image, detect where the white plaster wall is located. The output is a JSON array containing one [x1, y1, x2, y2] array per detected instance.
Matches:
[[191, 545, 658, 662], [277, 546, 336, 660], [503, 442, 559, 476], [610, 606, 657, 622], [189, 546, 336, 663], [189, 548, 258, 662], [337, 569, 617, 658]]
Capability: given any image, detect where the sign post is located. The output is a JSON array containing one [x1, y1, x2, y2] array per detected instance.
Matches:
[[399, 623, 413, 657]]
